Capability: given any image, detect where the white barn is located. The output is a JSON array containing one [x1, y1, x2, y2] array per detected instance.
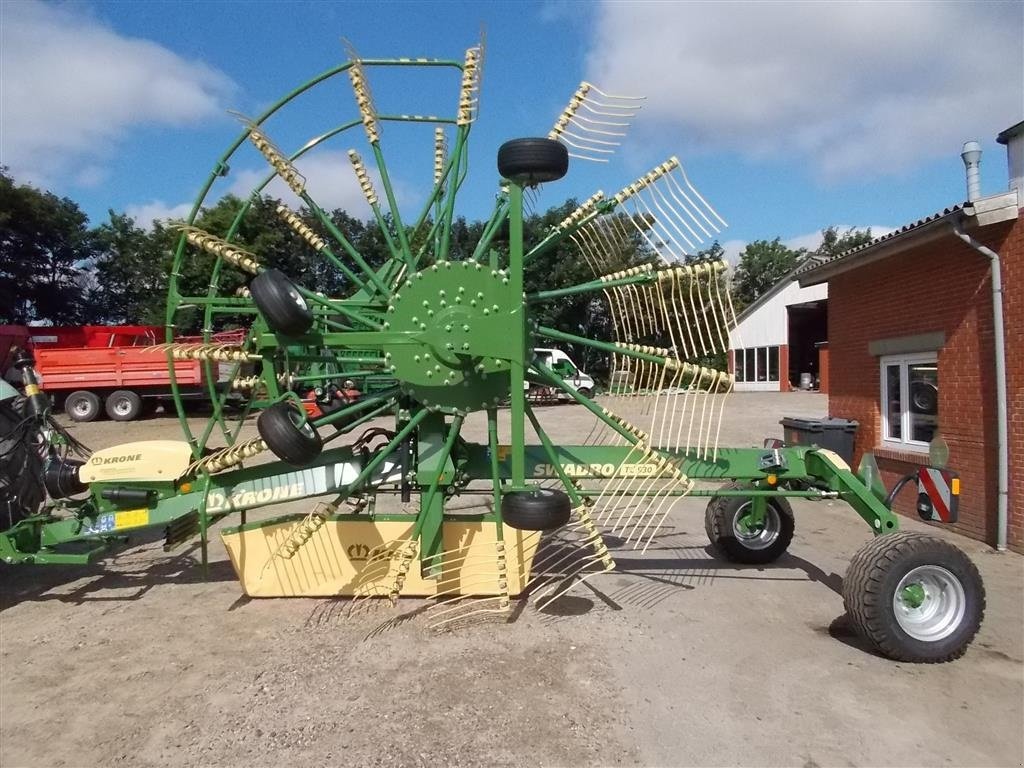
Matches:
[[728, 269, 828, 392]]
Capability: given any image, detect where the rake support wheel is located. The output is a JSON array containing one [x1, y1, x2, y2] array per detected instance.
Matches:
[[705, 482, 795, 564], [249, 269, 314, 337], [502, 488, 572, 531], [257, 402, 323, 467], [497, 138, 569, 185], [843, 531, 984, 663]]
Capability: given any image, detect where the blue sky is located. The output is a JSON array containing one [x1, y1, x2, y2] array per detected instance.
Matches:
[[2, 0, 1022, 261]]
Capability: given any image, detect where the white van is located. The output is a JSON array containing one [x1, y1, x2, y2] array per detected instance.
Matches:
[[531, 347, 595, 398]]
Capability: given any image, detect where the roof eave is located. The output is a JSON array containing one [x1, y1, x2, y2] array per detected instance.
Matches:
[[798, 191, 1019, 287]]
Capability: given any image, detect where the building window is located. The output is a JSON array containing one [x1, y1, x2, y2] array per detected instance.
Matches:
[[880, 353, 938, 449], [733, 346, 781, 383]]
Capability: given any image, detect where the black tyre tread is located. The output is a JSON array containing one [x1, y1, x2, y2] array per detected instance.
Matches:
[[843, 531, 985, 663], [502, 488, 572, 531], [106, 390, 142, 421], [705, 481, 795, 564], [497, 138, 569, 185], [256, 402, 323, 467], [250, 268, 314, 337]]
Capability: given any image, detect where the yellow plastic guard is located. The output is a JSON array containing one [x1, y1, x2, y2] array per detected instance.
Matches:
[[222, 519, 540, 598], [82, 440, 193, 484]]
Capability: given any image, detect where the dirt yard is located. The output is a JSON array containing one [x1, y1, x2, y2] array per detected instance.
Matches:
[[2, 393, 1022, 767]]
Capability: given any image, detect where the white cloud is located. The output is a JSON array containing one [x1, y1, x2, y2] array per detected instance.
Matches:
[[586, 2, 1023, 180], [125, 148, 413, 232], [225, 148, 411, 217], [0, 1, 234, 186], [125, 200, 193, 229]]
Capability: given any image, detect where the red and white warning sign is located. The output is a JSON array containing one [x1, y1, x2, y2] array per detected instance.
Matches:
[[916, 467, 960, 523]]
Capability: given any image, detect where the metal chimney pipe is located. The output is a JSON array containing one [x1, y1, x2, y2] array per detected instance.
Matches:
[[961, 141, 982, 201]]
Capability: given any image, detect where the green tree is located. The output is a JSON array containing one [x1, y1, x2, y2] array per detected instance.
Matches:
[[0, 169, 95, 324], [89, 212, 175, 325], [816, 225, 874, 258], [730, 238, 806, 311]]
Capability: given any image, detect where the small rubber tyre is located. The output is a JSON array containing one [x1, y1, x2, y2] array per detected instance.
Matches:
[[257, 401, 323, 467], [843, 531, 984, 663], [64, 390, 101, 422], [577, 387, 594, 399], [502, 488, 572, 531], [250, 268, 314, 337], [705, 482, 795, 564], [497, 138, 569, 185], [105, 390, 142, 421]]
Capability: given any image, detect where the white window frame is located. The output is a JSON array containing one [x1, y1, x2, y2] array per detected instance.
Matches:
[[734, 345, 780, 384], [879, 352, 938, 452]]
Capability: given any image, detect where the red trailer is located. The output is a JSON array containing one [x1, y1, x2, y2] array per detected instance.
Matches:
[[1, 325, 228, 422]]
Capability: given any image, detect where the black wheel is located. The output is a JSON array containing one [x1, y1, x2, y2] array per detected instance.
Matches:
[[64, 390, 101, 422], [502, 488, 572, 531], [843, 531, 984, 663], [497, 138, 569, 185], [105, 390, 142, 421], [577, 387, 594, 399], [705, 482, 795, 564], [0, 398, 45, 529], [250, 268, 314, 336], [257, 401, 323, 466]]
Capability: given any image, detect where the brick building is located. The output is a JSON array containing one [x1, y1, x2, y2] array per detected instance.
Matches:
[[798, 123, 1023, 552]]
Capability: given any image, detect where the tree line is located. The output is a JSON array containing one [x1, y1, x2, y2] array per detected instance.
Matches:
[[0, 167, 873, 333]]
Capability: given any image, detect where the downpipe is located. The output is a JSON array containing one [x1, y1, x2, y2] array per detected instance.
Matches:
[[952, 222, 1009, 551]]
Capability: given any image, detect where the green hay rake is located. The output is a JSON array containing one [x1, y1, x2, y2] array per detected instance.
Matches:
[[0, 42, 984, 661]]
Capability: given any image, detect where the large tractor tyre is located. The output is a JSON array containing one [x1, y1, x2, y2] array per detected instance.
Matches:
[[497, 138, 569, 186], [64, 390, 102, 423], [705, 482, 795, 564], [0, 398, 45, 529], [502, 488, 572, 531], [105, 390, 143, 421], [843, 531, 984, 663], [250, 268, 314, 337], [257, 401, 323, 467]]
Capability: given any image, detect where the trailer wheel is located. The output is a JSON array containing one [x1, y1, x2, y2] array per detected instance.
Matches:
[[705, 482, 794, 564], [65, 390, 101, 422], [843, 531, 984, 662], [497, 138, 569, 185], [105, 390, 142, 421], [250, 268, 314, 337], [257, 401, 323, 466], [502, 488, 572, 531]]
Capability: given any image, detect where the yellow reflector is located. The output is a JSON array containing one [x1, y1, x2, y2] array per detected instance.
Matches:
[[766, 474, 778, 486], [951, 478, 960, 495], [180, 482, 192, 493]]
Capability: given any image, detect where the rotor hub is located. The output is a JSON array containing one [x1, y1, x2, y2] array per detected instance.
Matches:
[[384, 260, 521, 414]]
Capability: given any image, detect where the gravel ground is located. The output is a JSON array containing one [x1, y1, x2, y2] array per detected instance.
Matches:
[[1, 392, 1021, 767]]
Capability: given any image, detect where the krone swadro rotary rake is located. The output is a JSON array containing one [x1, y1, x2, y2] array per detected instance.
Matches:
[[0, 42, 985, 661]]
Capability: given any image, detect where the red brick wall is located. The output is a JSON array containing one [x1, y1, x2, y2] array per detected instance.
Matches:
[[828, 214, 1022, 552], [818, 343, 830, 394]]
